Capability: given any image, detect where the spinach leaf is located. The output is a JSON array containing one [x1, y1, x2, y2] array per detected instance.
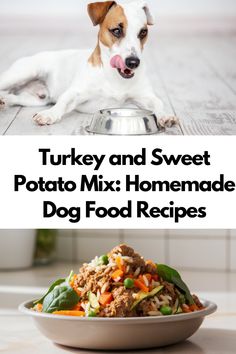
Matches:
[[34, 270, 75, 305], [34, 278, 65, 305], [43, 285, 80, 313], [157, 264, 194, 305]]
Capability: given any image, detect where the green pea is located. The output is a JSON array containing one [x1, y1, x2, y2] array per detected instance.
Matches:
[[160, 306, 172, 316], [99, 255, 109, 265], [124, 278, 134, 289], [88, 310, 97, 317]]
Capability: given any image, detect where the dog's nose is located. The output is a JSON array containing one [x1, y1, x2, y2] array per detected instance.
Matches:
[[125, 56, 140, 70]]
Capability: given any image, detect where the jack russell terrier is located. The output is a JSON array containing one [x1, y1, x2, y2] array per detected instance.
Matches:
[[0, 0, 177, 127]]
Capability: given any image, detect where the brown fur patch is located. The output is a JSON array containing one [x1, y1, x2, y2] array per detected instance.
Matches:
[[88, 43, 103, 67], [99, 5, 128, 48], [88, 1, 116, 26]]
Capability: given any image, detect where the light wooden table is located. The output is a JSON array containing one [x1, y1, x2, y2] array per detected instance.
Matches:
[[0, 32, 236, 135]]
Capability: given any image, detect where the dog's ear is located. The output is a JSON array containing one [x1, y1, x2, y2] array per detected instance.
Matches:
[[139, 1, 155, 25], [88, 1, 117, 26]]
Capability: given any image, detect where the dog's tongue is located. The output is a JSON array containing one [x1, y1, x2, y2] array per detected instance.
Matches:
[[110, 55, 126, 72]]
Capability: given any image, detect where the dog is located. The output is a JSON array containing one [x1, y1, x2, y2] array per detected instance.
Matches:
[[0, 0, 177, 127]]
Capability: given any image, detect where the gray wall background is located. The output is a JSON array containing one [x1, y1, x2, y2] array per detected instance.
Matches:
[[1, 0, 236, 18]]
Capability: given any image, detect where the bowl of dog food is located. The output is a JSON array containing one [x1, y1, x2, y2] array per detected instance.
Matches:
[[19, 244, 217, 350], [86, 108, 161, 135]]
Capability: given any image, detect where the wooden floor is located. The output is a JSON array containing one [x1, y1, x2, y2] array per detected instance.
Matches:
[[0, 32, 236, 135]]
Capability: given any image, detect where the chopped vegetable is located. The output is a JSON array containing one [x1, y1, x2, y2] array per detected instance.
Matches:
[[34, 270, 76, 306], [99, 292, 113, 306], [88, 310, 97, 317], [99, 255, 109, 265], [160, 306, 172, 316], [111, 269, 124, 282], [43, 286, 80, 313], [182, 304, 192, 313], [173, 299, 180, 314], [131, 285, 164, 310], [116, 256, 124, 270], [72, 302, 82, 311], [124, 278, 134, 289], [134, 279, 149, 293], [189, 304, 199, 312], [88, 292, 100, 310], [66, 270, 75, 283], [148, 286, 164, 298], [34, 278, 65, 305], [34, 303, 43, 312], [69, 274, 77, 287]]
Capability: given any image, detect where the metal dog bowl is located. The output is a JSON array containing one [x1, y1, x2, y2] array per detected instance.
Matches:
[[86, 108, 160, 135]]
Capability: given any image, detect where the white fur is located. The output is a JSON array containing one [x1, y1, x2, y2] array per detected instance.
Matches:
[[0, 0, 175, 127]]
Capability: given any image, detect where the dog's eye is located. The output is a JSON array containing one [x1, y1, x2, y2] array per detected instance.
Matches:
[[139, 28, 148, 39], [109, 27, 123, 38]]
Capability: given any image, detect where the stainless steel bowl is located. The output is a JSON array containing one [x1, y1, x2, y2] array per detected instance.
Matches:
[[86, 108, 160, 135]]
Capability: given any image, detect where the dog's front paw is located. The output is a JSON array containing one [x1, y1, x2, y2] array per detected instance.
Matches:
[[33, 110, 59, 126], [157, 115, 179, 129]]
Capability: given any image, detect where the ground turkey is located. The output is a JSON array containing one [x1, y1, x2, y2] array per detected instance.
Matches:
[[109, 244, 146, 273], [75, 264, 111, 297], [162, 281, 177, 305], [99, 286, 136, 317]]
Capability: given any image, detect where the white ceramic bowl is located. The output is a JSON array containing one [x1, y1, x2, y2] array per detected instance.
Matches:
[[19, 299, 216, 350], [0, 230, 36, 270]]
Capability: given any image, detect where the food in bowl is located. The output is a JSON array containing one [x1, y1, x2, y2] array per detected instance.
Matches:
[[33, 244, 204, 318]]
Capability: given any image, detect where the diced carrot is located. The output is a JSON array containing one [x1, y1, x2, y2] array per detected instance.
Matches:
[[73, 288, 81, 296], [134, 279, 149, 293], [116, 256, 126, 272], [99, 292, 113, 306], [146, 260, 156, 268], [35, 303, 43, 312], [189, 304, 199, 312], [111, 269, 124, 281], [72, 302, 82, 311], [69, 274, 77, 287], [138, 274, 152, 286], [116, 256, 123, 269], [138, 274, 144, 282], [53, 310, 85, 316], [70, 275, 81, 296], [182, 304, 191, 313]]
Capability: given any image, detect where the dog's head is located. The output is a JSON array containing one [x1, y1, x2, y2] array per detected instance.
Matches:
[[88, 0, 154, 79]]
